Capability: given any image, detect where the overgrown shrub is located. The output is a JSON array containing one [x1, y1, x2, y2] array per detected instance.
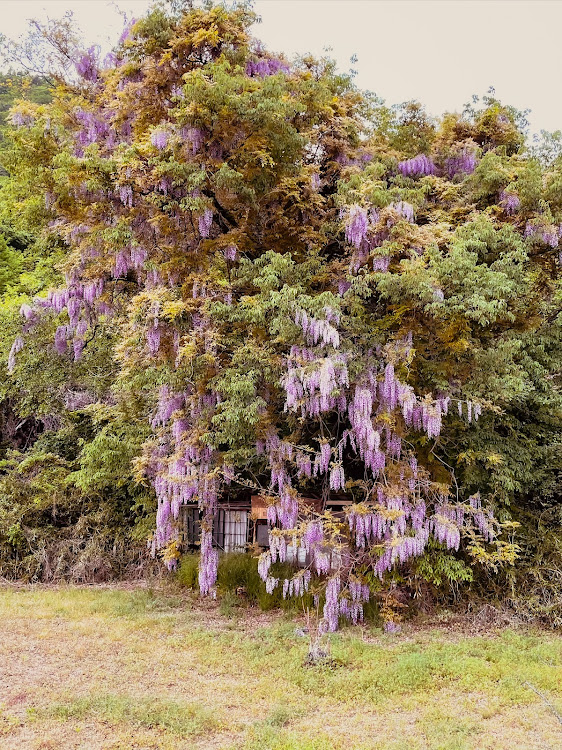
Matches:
[[491, 509, 562, 628], [178, 552, 301, 611], [179, 551, 381, 623], [176, 553, 199, 590]]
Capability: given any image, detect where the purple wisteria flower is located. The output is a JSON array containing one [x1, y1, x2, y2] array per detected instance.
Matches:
[[147, 324, 161, 355], [246, 57, 289, 77], [75, 46, 99, 82], [391, 201, 415, 223], [198, 208, 213, 238], [345, 205, 369, 249], [118, 16, 136, 45], [9, 110, 34, 128], [54, 326, 69, 355], [373, 255, 391, 272], [525, 221, 560, 248], [499, 191, 520, 215], [151, 128, 169, 150], [322, 576, 341, 632], [113, 251, 131, 278], [223, 244, 238, 261], [398, 154, 436, 178], [329, 464, 345, 491], [469, 493, 495, 541], [294, 308, 341, 349], [445, 148, 477, 179], [118, 185, 133, 207], [73, 338, 85, 361], [75, 109, 110, 146], [337, 280, 352, 295], [149, 386, 221, 595], [184, 127, 204, 154], [19, 303, 33, 319], [131, 246, 147, 269]]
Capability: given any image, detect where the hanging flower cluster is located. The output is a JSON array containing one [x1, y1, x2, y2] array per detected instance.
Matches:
[[398, 154, 436, 178], [283, 348, 349, 417], [344, 205, 369, 249], [150, 127, 170, 150], [259, 304, 488, 632], [445, 148, 477, 178], [246, 57, 289, 77], [524, 221, 561, 248], [397, 150, 478, 180], [499, 191, 520, 215], [9, 108, 35, 128], [198, 208, 213, 238], [75, 46, 99, 82], [391, 201, 415, 223], [149, 386, 222, 594]]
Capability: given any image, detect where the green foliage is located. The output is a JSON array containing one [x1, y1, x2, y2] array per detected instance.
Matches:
[[45, 693, 218, 736], [177, 552, 199, 588], [414, 551, 474, 589], [489, 507, 562, 627], [0, 72, 51, 127], [0, 233, 22, 292], [179, 551, 381, 624], [180, 551, 303, 611], [0, 0, 560, 626]]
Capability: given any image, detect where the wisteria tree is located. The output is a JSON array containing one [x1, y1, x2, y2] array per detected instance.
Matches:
[[6, 1, 562, 633]]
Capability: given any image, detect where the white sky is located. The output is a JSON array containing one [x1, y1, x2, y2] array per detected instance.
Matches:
[[1, 0, 561, 135]]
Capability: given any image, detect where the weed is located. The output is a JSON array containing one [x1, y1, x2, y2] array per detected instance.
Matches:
[[176, 553, 199, 589], [219, 589, 242, 618], [265, 702, 306, 727], [235, 725, 341, 750], [45, 693, 218, 737]]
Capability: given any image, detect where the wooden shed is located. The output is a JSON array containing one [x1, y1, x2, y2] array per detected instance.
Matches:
[[180, 497, 251, 553], [179, 493, 352, 555]]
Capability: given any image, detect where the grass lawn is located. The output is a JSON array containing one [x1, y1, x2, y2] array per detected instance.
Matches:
[[0, 585, 561, 749]]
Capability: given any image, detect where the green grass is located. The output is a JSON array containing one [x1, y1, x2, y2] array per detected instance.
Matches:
[[0, 585, 561, 750], [42, 693, 218, 736]]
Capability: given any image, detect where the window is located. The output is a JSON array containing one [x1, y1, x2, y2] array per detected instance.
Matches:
[[255, 521, 270, 547], [181, 505, 250, 552], [214, 509, 249, 552], [181, 506, 201, 547]]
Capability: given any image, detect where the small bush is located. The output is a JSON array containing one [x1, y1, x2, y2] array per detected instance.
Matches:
[[218, 553, 309, 612], [217, 551, 261, 598], [487, 508, 562, 628], [178, 551, 307, 611], [177, 551, 382, 622], [177, 553, 199, 589]]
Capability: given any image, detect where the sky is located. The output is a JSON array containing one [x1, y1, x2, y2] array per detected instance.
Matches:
[[1, 0, 561, 136]]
